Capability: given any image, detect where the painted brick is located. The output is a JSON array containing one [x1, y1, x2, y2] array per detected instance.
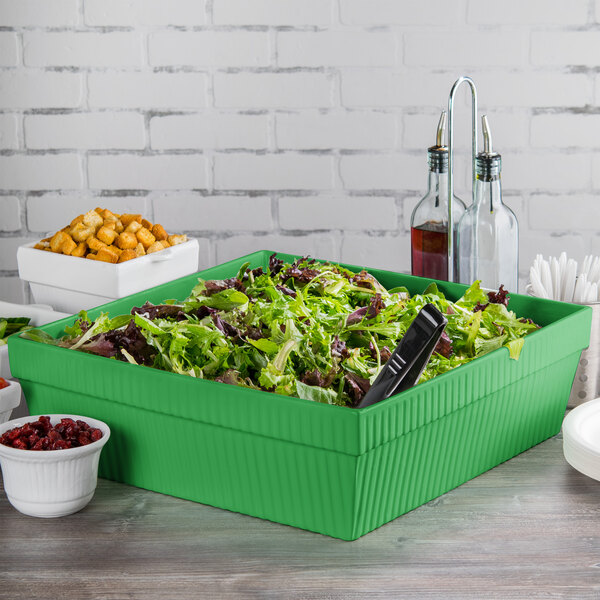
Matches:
[[532, 32, 600, 66], [590, 155, 600, 189], [340, 154, 424, 191], [24, 32, 143, 69], [27, 195, 151, 233], [212, 0, 332, 26], [149, 32, 270, 68], [25, 113, 146, 151], [277, 31, 396, 68], [275, 111, 397, 150], [0, 154, 83, 191], [404, 32, 528, 67], [214, 72, 333, 109], [505, 153, 590, 192], [475, 72, 592, 108], [84, 0, 206, 26], [0, 277, 28, 304], [341, 69, 456, 108], [88, 73, 208, 109], [528, 194, 600, 231], [0, 0, 79, 26], [0, 197, 21, 231], [0, 33, 18, 67], [0, 237, 37, 270], [341, 233, 410, 273], [152, 194, 273, 231], [192, 237, 213, 271], [0, 114, 19, 150], [0, 71, 83, 109], [340, 0, 460, 25], [532, 114, 600, 148], [279, 196, 397, 231], [151, 113, 268, 150], [468, 0, 588, 25], [214, 153, 334, 191], [216, 234, 339, 265], [88, 155, 207, 190]]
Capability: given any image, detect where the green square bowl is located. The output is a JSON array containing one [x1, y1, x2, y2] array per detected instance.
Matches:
[[7, 251, 592, 540]]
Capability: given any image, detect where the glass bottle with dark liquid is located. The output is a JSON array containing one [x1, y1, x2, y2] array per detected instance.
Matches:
[[410, 111, 466, 281]]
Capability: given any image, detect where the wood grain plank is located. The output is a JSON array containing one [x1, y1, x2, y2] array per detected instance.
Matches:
[[1, 436, 600, 599]]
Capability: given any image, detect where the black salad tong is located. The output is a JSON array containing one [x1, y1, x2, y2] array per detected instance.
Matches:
[[356, 303, 447, 409]]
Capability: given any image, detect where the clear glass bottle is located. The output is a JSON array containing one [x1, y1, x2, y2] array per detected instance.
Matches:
[[411, 111, 466, 281], [457, 115, 518, 291]]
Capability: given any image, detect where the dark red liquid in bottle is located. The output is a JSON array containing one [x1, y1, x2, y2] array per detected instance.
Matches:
[[411, 222, 448, 280]]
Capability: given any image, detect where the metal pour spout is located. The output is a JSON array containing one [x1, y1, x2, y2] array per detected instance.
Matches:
[[482, 115, 493, 154], [435, 111, 447, 147]]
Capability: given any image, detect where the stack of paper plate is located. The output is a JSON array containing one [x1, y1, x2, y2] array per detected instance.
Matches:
[[563, 398, 600, 481]]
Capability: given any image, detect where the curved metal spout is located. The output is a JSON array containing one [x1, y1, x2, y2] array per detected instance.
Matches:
[[447, 76, 478, 283]]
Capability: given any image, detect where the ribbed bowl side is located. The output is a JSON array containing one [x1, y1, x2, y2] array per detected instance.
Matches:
[[1, 449, 100, 504], [24, 381, 358, 540], [351, 354, 577, 539]]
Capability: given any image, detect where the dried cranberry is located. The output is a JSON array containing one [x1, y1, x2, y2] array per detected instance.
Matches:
[[0, 416, 103, 451]]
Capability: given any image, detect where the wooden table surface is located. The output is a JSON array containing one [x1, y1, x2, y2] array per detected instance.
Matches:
[[1, 433, 600, 600]]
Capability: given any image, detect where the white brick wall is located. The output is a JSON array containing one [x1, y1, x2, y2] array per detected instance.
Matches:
[[0, 0, 598, 304], [25, 113, 146, 150], [0, 197, 21, 231]]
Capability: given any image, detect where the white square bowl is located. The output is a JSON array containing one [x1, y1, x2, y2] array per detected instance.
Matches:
[[0, 380, 22, 424], [17, 238, 200, 313], [0, 302, 70, 380]]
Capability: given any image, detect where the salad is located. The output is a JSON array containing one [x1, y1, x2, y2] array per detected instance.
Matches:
[[0, 317, 31, 345], [24, 254, 539, 407]]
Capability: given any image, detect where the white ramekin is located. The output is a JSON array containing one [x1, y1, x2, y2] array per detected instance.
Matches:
[[0, 414, 111, 518]]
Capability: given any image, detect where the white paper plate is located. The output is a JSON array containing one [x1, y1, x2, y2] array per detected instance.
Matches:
[[563, 398, 600, 481]]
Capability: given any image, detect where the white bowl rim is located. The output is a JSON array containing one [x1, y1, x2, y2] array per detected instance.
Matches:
[[0, 413, 110, 458], [0, 378, 21, 392]]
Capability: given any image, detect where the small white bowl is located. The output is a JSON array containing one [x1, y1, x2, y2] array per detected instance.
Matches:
[[0, 414, 110, 518], [0, 379, 22, 424]]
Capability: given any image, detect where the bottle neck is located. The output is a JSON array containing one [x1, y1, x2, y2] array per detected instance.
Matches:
[[474, 174, 503, 210], [427, 169, 447, 198]]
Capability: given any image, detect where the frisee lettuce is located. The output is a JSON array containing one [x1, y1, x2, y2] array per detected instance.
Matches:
[[27, 255, 540, 407]]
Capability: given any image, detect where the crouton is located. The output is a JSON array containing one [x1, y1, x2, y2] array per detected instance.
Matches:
[[70, 222, 95, 243], [146, 241, 165, 254], [96, 246, 119, 264], [125, 221, 142, 234], [118, 249, 137, 263], [116, 231, 138, 250], [167, 234, 188, 246], [87, 236, 107, 252], [96, 225, 118, 245], [136, 227, 155, 249], [70, 214, 84, 228], [120, 213, 142, 227], [83, 209, 104, 230], [151, 223, 168, 241], [71, 242, 88, 258], [135, 242, 146, 257], [61, 235, 77, 256], [50, 231, 70, 253]]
